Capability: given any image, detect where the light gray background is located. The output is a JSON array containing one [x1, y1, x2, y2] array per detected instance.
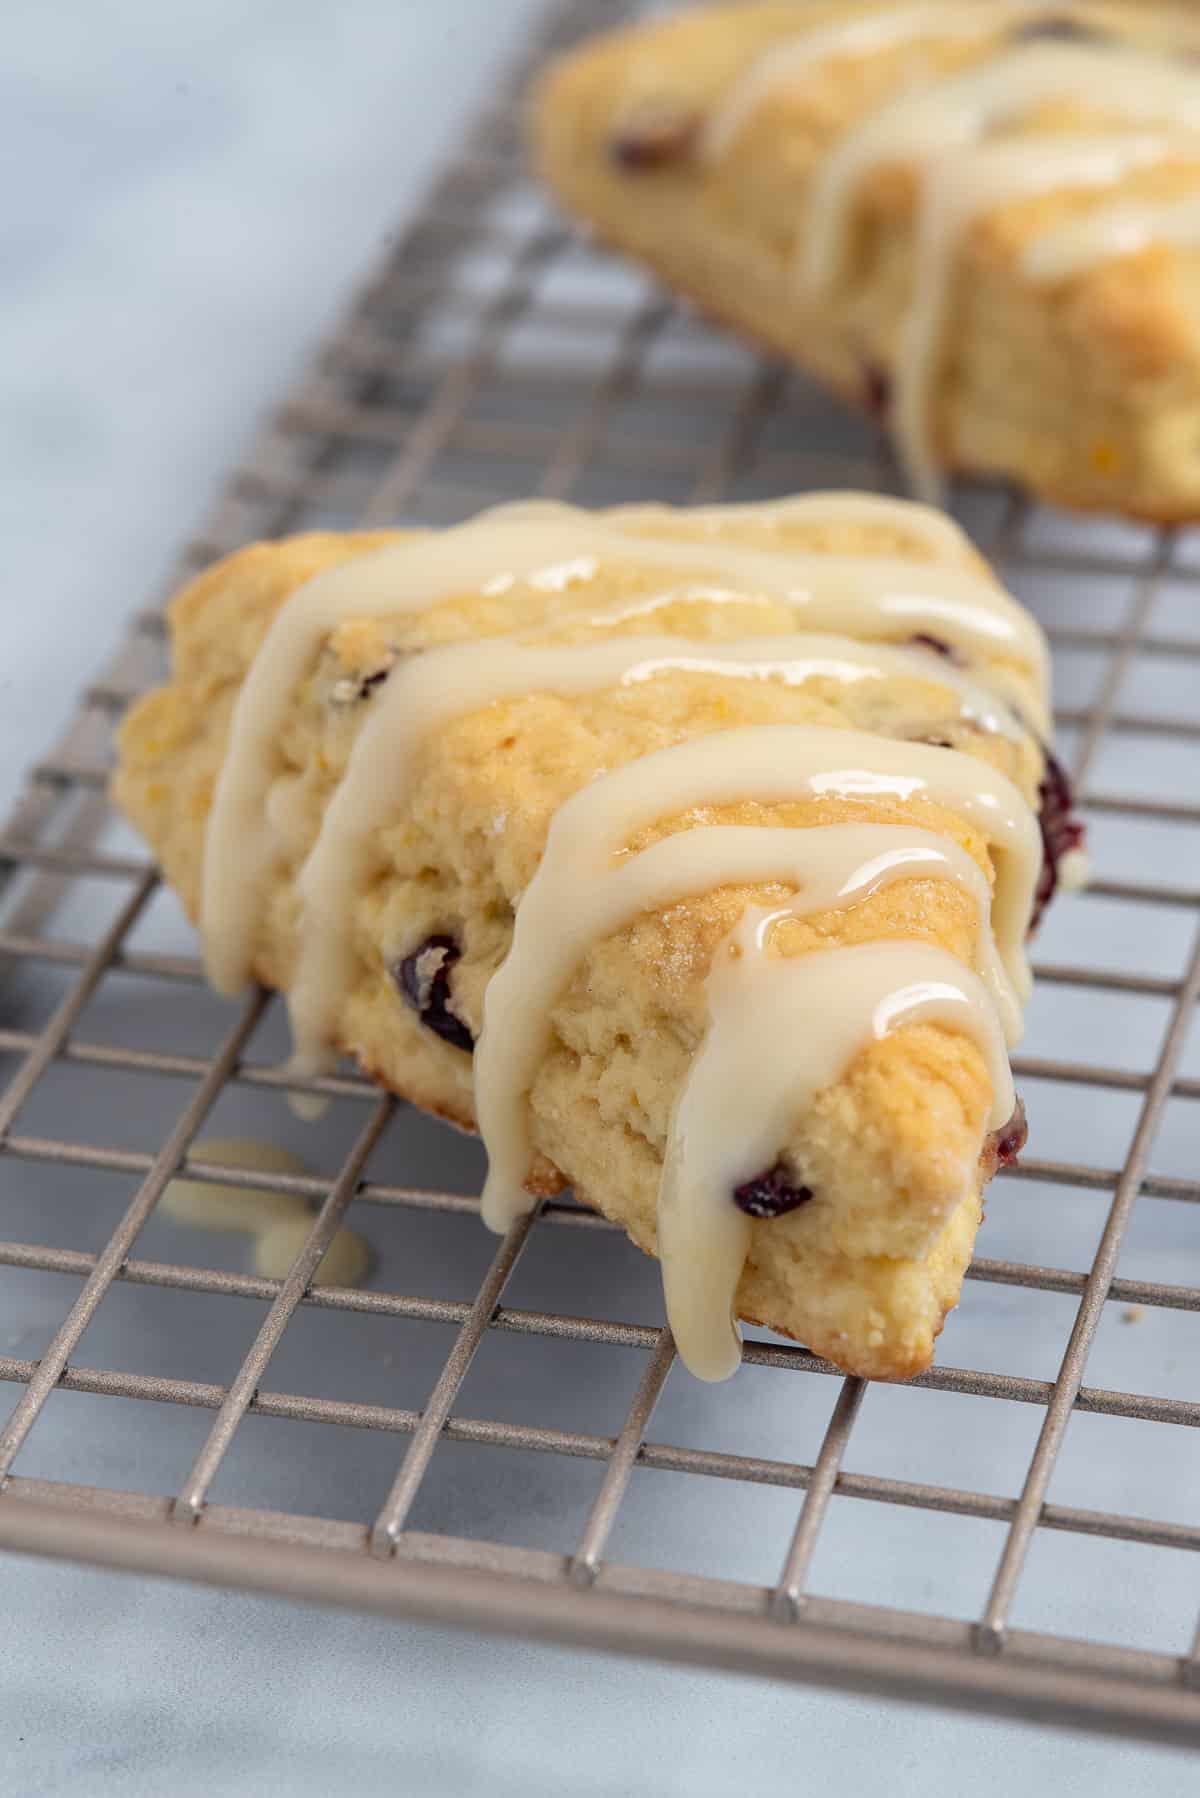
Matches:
[[2, 2, 1197, 1793]]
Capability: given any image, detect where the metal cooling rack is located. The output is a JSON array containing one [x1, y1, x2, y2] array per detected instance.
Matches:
[[4, 0, 1200, 1750]]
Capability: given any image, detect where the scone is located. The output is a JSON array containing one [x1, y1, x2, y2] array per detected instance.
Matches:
[[114, 493, 1081, 1382], [532, 2, 1200, 520]]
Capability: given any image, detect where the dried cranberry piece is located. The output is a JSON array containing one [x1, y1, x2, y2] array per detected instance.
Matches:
[[392, 934, 474, 1053], [862, 361, 892, 422], [907, 632, 965, 666], [331, 663, 395, 706], [733, 1162, 814, 1219], [983, 1098, 1028, 1177], [1030, 745, 1086, 933], [1011, 15, 1111, 44], [609, 101, 699, 171]]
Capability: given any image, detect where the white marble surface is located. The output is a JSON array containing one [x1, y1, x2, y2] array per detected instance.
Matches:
[[2, 1, 1199, 1793], [0, 0, 537, 822]]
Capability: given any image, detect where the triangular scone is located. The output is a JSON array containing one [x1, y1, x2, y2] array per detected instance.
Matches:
[[531, 2, 1200, 521], [114, 494, 1076, 1381]]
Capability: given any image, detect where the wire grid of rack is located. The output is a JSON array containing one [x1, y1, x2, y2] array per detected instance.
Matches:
[[4, 0, 1200, 1750]]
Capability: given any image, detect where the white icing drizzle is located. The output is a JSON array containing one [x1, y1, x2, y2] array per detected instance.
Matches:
[[803, 43, 1200, 295], [1057, 845, 1091, 893], [477, 721, 1035, 1236], [702, 2, 1033, 163], [573, 554, 1047, 703], [288, 634, 1026, 1079], [195, 496, 1059, 1381], [1024, 188, 1200, 280], [477, 818, 1018, 1231], [264, 772, 312, 859], [202, 501, 1047, 995], [691, 24, 1200, 500], [534, 628, 1024, 739], [573, 585, 1041, 731], [659, 931, 1015, 1381], [896, 132, 1180, 500], [607, 489, 975, 558]]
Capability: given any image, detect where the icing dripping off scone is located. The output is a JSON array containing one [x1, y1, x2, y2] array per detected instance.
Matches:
[[193, 494, 1071, 1381], [476, 722, 1039, 1235], [658, 932, 1014, 1381], [701, 15, 1200, 500], [894, 132, 1182, 499]]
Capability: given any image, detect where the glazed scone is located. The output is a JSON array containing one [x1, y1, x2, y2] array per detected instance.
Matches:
[[532, 2, 1200, 520], [114, 494, 1079, 1381]]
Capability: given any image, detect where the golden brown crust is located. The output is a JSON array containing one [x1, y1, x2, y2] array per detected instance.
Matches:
[[577, 217, 1200, 527]]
